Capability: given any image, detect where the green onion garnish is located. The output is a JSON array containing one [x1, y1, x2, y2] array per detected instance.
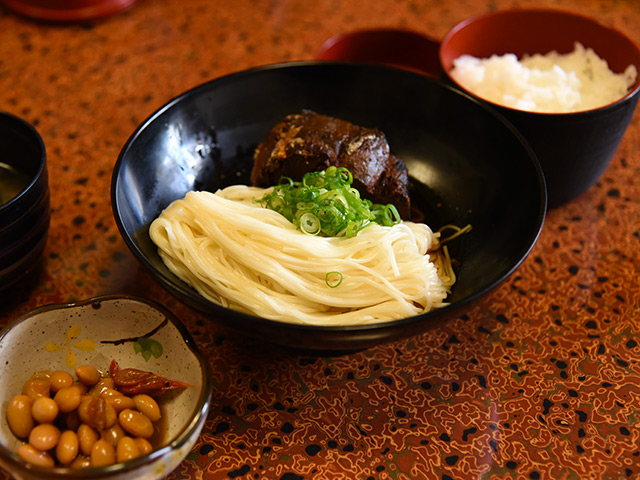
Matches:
[[325, 271, 343, 288], [256, 166, 401, 237]]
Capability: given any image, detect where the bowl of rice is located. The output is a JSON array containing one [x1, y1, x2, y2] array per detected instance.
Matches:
[[439, 8, 640, 207]]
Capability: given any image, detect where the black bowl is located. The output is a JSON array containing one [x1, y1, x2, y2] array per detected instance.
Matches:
[[0, 111, 49, 290], [111, 62, 546, 351]]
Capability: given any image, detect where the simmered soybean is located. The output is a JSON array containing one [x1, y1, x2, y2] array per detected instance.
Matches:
[[90, 439, 116, 467], [116, 436, 141, 462], [5, 363, 170, 469], [133, 394, 161, 422], [56, 430, 79, 465], [28, 424, 60, 451], [31, 397, 59, 424], [78, 423, 99, 457], [49, 371, 74, 393], [17, 444, 55, 467], [54, 385, 82, 413], [118, 409, 154, 438], [75, 365, 101, 386], [6, 395, 34, 439]]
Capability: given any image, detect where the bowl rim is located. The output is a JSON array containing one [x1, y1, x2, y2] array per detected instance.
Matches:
[[439, 7, 640, 116], [0, 0, 136, 22], [0, 110, 47, 213], [316, 27, 442, 77], [111, 60, 546, 338], [0, 294, 212, 478]]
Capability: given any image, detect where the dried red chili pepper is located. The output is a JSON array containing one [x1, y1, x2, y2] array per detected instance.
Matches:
[[109, 360, 190, 397]]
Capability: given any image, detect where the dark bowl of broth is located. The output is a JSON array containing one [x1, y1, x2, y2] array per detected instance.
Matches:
[[0, 111, 49, 290]]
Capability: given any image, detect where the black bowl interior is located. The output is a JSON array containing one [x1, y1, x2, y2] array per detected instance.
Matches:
[[112, 62, 546, 351]]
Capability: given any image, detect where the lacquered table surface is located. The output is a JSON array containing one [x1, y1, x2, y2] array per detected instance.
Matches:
[[2, 0, 640, 479]]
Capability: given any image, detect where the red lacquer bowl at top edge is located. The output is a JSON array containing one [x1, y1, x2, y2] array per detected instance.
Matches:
[[317, 28, 441, 77], [1, 0, 135, 22]]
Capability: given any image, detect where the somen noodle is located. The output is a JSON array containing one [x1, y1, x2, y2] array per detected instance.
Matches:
[[149, 185, 456, 326]]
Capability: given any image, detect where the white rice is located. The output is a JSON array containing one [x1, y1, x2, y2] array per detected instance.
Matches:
[[450, 42, 638, 113]]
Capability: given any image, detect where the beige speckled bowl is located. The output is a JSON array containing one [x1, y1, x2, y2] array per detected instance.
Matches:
[[0, 295, 211, 480]]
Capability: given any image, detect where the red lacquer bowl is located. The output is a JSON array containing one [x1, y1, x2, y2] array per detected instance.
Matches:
[[317, 28, 441, 77], [1, 0, 135, 22]]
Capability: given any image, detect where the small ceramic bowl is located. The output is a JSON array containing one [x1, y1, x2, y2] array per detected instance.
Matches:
[[439, 8, 640, 207], [0, 111, 49, 291], [0, 295, 211, 480]]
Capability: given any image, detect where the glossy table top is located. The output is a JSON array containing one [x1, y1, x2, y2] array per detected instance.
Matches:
[[1, 0, 640, 479]]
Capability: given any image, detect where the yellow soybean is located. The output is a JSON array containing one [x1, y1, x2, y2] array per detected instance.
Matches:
[[116, 436, 141, 462], [56, 430, 79, 465], [6, 395, 34, 439], [17, 444, 55, 467], [54, 385, 82, 413], [28, 423, 60, 451], [31, 397, 59, 424], [49, 371, 74, 393], [118, 409, 154, 438], [90, 439, 116, 467], [133, 394, 161, 422], [78, 424, 99, 457], [75, 365, 101, 386]]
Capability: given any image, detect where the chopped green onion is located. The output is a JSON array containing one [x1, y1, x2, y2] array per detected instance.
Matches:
[[255, 166, 401, 238], [299, 212, 321, 235], [325, 271, 343, 288]]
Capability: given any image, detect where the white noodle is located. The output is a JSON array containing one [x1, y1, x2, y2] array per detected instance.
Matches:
[[149, 186, 454, 326]]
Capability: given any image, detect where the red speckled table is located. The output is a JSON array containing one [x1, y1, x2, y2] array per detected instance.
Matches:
[[1, 0, 640, 479]]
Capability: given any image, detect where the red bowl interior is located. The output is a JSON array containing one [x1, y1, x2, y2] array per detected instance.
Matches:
[[317, 28, 441, 77], [440, 8, 640, 89]]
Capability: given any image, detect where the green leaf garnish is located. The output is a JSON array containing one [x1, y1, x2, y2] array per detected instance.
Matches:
[[256, 166, 401, 237], [133, 337, 164, 361]]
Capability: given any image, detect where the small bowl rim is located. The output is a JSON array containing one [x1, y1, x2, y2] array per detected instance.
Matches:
[[0, 294, 212, 479], [439, 7, 640, 116]]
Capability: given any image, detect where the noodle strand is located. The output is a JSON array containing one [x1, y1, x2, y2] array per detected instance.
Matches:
[[149, 186, 454, 326]]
